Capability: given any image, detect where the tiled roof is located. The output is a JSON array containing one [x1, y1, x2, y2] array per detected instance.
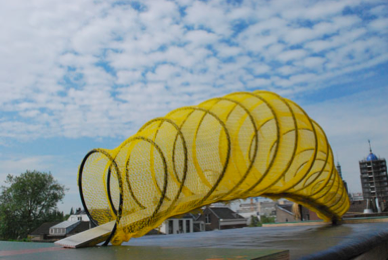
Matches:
[[68, 221, 90, 234], [276, 204, 293, 214], [209, 207, 245, 219], [183, 213, 199, 219], [51, 221, 80, 229], [30, 222, 61, 236]]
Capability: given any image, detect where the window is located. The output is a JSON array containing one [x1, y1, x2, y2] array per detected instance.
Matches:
[[168, 220, 173, 234], [205, 214, 211, 224], [185, 220, 190, 233], [179, 220, 183, 233]]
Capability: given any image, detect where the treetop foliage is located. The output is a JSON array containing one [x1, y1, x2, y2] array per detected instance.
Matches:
[[0, 170, 67, 240], [249, 215, 275, 227]]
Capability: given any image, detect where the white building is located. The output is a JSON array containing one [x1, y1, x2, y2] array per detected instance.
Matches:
[[49, 212, 91, 237], [68, 213, 90, 222], [349, 192, 364, 201], [49, 221, 80, 236], [159, 218, 193, 234], [158, 216, 205, 235]]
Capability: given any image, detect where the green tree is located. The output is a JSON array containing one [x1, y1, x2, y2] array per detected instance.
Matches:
[[249, 215, 275, 227], [260, 215, 275, 224], [0, 170, 66, 240], [249, 215, 261, 227]]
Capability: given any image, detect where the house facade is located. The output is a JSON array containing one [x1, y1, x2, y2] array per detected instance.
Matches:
[[160, 218, 193, 234], [158, 213, 206, 235], [49, 221, 80, 236], [275, 204, 294, 223], [276, 203, 320, 223], [29, 211, 91, 242], [196, 206, 247, 231]]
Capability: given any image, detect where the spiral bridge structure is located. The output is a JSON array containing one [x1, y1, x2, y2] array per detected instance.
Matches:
[[78, 90, 350, 246]]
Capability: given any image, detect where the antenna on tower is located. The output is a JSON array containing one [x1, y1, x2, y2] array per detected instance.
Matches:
[[368, 139, 372, 153], [336, 152, 340, 166]]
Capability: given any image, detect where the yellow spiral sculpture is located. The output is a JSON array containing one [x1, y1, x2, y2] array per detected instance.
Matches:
[[79, 90, 350, 245]]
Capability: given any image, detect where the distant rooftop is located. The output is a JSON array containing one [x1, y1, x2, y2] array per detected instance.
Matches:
[[209, 207, 245, 220], [30, 222, 61, 236], [51, 221, 80, 229], [276, 204, 293, 214]]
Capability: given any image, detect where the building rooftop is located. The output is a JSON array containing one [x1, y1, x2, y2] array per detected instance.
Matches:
[[68, 222, 90, 235], [276, 204, 293, 214], [208, 207, 245, 220], [30, 222, 61, 236], [51, 221, 80, 229], [367, 152, 378, 161]]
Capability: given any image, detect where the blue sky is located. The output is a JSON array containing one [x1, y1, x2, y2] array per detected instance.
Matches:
[[0, 0, 387, 213]]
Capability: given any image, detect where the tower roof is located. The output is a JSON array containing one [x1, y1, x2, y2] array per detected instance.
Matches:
[[366, 139, 378, 161], [367, 152, 378, 161], [336, 161, 341, 167]]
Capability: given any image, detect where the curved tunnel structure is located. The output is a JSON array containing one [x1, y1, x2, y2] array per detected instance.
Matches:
[[79, 90, 350, 245]]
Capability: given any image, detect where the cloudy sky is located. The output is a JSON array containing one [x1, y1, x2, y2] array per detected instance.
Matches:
[[0, 0, 387, 213]]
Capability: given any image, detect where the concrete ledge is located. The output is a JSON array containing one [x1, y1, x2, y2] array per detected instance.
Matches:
[[301, 228, 388, 260], [352, 239, 388, 260], [343, 216, 388, 224], [262, 220, 328, 227], [0, 242, 289, 260], [262, 216, 388, 227]]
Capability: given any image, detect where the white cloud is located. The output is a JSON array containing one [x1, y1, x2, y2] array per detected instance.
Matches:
[[281, 0, 361, 20], [368, 17, 388, 32], [147, 64, 182, 81], [369, 4, 388, 17], [332, 15, 361, 28], [0, 0, 387, 143], [297, 56, 326, 69], [116, 70, 143, 85], [0, 155, 56, 182], [289, 73, 316, 84], [242, 35, 279, 53], [277, 65, 300, 76], [277, 49, 308, 62], [283, 16, 362, 45], [250, 64, 271, 75], [302, 86, 388, 193], [304, 27, 368, 53], [1, 0, 387, 214], [0, 152, 83, 213], [216, 44, 242, 58], [246, 78, 271, 89], [184, 1, 231, 36], [185, 30, 219, 48]]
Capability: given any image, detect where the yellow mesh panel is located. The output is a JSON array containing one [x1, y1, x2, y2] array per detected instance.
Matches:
[[78, 90, 350, 245]]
